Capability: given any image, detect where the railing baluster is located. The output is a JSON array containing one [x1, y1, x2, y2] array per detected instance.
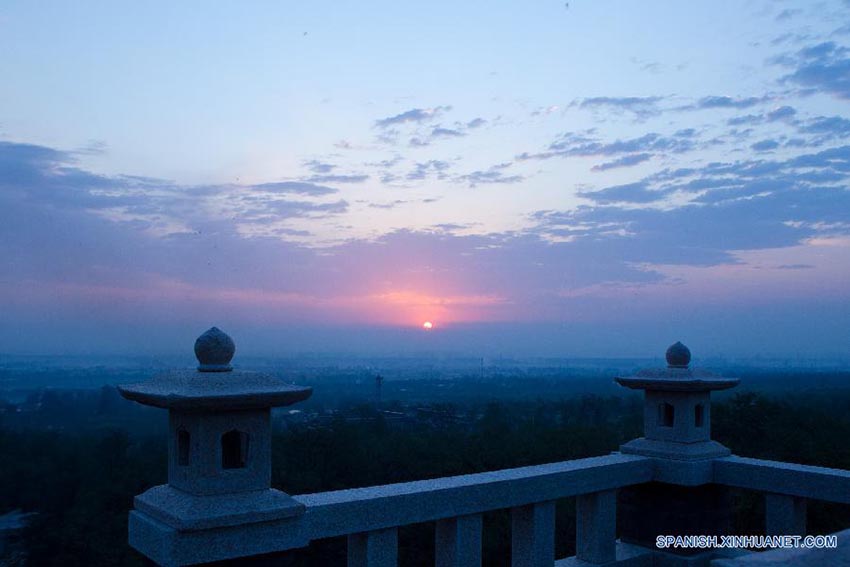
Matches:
[[435, 514, 482, 567], [348, 528, 398, 567], [765, 493, 806, 536], [511, 501, 554, 567], [575, 489, 617, 564]]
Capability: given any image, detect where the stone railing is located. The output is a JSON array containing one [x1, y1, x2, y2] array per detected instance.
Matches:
[[714, 456, 850, 536], [296, 454, 650, 567], [119, 331, 850, 566]]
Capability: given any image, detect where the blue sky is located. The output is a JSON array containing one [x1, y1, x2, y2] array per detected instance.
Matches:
[[1, 1, 850, 358]]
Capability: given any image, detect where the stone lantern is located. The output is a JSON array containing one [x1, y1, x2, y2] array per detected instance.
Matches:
[[118, 327, 312, 566], [615, 342, 740, 559], [616, 341, 739, 460]]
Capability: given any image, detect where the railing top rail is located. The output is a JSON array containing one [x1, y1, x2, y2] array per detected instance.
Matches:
[[293, 453, 652, 539], [714, 456, 850, 504]]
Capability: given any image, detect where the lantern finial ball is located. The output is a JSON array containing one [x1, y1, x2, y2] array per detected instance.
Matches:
[[194, 327, 236, 372]]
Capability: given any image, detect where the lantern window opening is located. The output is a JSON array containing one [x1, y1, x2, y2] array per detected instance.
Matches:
[[222, 429, 250, 469], [695, 404, 705, 428], [658, 402, 675, 427], [177, 428, 190, 466]]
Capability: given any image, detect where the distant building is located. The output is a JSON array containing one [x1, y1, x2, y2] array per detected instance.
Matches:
[[374, 374, 383, 408]]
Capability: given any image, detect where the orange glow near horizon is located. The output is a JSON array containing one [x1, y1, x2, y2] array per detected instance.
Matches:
[[422, 321, 433, 330], [31, 276, 515, 327]]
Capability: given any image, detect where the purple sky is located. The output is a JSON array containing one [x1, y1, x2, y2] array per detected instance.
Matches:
[[1, 1, 849, 358]]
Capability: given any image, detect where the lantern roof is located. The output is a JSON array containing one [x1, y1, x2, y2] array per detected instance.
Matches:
[[616, 341, 739, 392], [118, 327, 312, 410]]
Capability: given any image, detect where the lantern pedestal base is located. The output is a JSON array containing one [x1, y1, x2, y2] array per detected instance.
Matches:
[[129, 507, 308, 567], [134, 484, 304, 531]]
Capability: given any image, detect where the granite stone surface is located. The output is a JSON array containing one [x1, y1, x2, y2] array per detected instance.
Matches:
[[710, 528, 850, 566], [713, 456, 850, 504], [118, 369, 311, 410], [295, 454, 652, 539], [620, 439, 732, 461], [128, 510, 309, 566], [616, 372, 739, 392], [556, 540, 654, 567], [134, 485, 304, 531], [193, 327, 236, 372], [166, 409, 272, 495]]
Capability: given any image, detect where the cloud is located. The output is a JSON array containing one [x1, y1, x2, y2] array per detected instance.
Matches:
[[577, 182, 669, 203], [305, 174, 370, 184], [303, 159, 335, 174], [775, 8, 802, 21], [406, 160, 451, 181], [367, 155, 405, 186], [517, 131, 696, 162], [430, 126, 465, 138], [551, 132, 695, 155], [799, 115, 850, 138], [533, 144, 850, 269], [430, 222, 470, 232], [250, 181, 338, 196], [724, 108, 848, 148], [2, 140, 850, 353], [376, 129, 401, 145], [775, 41, 850, 98], [691, 95, 771, 110], [0, 141, 352, 248], [0, 142, 355, 299], [366, 198, 436, 210], [727, 106, 795, 127], [766, 106, 797, 121], [591, 153, 652, 171], [262, 198, 349, 218], [727, 114, 764, 126], [629, 57, 665, 74], [375, 106, 451, 128], [771, 32, 813, 46], [369, 107, 486, 150], [751, 139, 780, 152], [573, 96, 664, 119], [455, 164, 524, 187], [76, 139, 108, 156], [0, 141, 154, 210], [531, 105, 560, 117], [406, 118, 486, 146], [368, 200, 408, 209], [366, 156, 403, 169]]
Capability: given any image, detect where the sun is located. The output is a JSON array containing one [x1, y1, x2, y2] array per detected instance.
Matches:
[[422, 321, 433, 330]]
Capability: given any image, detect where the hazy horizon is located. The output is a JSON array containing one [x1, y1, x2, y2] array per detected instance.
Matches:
[[2, 316, 848, 361], [2, 1, 850, 359]]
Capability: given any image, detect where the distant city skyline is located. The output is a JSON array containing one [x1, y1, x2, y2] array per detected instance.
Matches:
[[1, 1, 849, 357]]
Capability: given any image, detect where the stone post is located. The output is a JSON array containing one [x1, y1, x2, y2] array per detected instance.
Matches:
[[118, 327, 312, 566], [615, 342, 739, 562]]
